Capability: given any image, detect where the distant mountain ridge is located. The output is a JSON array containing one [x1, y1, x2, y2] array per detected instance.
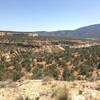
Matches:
[[0, 24, 100, 39], [37, 24, 100, 39]]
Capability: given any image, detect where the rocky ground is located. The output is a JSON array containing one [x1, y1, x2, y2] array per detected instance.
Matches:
[[0, 80, 100, 100]]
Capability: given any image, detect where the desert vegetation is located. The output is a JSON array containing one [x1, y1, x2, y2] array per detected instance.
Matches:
[[0, 35, 99, 81], [0, 35, 100, 100]]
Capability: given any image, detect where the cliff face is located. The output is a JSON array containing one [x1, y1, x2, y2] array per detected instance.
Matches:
[[0, 32, 6, 36], [0, 31, 38, 37]]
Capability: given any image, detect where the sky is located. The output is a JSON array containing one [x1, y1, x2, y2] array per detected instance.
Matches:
[[0, 0, 100, 31]]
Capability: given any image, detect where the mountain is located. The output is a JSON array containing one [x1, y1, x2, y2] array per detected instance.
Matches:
[[0, 24, 100, 39], [73, 24, 100, 38], [37, 24, 100, 39]]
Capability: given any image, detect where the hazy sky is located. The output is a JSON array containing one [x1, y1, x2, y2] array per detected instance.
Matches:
[[0, 0, 100, 31]]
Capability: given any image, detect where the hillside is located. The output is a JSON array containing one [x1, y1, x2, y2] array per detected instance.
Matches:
[[38, 24, 100, 39], [0, 35, 99, 81], [0, 33, 100, 100], [0, 35, 99, 100]]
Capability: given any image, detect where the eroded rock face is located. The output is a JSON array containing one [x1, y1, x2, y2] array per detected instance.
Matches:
[[0, 80, 100, 100]]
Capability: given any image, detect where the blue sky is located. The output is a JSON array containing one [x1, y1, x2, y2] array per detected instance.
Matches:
[[0, 0, 100, 31]]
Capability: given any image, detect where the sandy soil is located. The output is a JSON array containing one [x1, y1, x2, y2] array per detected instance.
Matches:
[[0, 80, 100, 100]]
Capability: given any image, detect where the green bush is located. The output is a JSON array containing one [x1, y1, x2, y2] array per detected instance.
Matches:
[[63, 66, 75, 81], [13, 71, 22, 81], [0, 59, 6, 81], [32, 64, 43, 79], [48, 64, 58, 80], [79, 64, 91, 76]]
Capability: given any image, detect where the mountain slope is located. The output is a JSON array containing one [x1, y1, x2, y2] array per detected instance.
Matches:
[[0, 24, 100, 39], [73, 24, 100, 38], [38, 24, 100, 39]]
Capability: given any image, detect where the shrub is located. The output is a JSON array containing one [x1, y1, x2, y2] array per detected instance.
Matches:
[[15, 64, 22, 72], [25, 65, 32, 72], [63, 66, 75, 81], [16, 96, 24, 100], [0, 59, 6, 81], [52, 87, 69, 100], [48, 64, 58, 80], [12, 71, 22, 81], [16, 96, 31, 100], [32, 64, 43, 79], [79, 64, 91, 76]]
